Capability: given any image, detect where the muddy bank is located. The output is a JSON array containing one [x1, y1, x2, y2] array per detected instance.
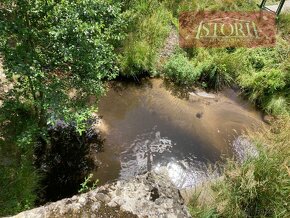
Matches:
[[10, 172, 190, 218]]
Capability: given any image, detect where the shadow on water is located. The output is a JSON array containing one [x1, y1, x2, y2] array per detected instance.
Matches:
[[162, 78, 193, 100], [35, 120, 103, 204]]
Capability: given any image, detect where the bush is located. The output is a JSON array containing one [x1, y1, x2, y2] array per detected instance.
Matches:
[[164, 53, 199, 85], [164, 49, 243, 91], [119, 40, 153, 77], [265, 96, 289, 115], [0, 157, 39, 216]]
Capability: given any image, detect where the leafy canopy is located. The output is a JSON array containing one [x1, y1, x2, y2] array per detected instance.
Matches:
[[0, 0, 126, 131]]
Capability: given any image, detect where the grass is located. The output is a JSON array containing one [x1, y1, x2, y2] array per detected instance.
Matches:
[[118, 0, 173, 78], [189, 118, 290, 218], [236, 37, 290, 116]]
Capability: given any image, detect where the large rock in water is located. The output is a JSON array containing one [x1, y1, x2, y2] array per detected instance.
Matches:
[[10, 172, 190, 218]]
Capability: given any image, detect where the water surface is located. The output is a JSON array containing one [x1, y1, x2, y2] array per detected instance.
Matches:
[[95, 79, 263, 188]]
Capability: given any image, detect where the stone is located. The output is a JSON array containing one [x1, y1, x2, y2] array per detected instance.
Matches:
[[189, 91, 216, 103], [96, 193, 111, 203], [11, 172, 190, 218], [195, 91, 216, 99], [188, 92, 198, 102], [91, 202, 101, 211], [78, 196, 87, 205], [263, 114, 275, 124], [196, 112, 203, 119], [107, 201, 118, 207]]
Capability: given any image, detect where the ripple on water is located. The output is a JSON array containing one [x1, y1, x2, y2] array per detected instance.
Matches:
[[119, 127, 220, 189]]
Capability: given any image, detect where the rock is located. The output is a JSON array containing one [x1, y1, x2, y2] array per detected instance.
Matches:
[[195, 91, 216, 99], [107, 201, 117, 207], [232, 136, 258, 163], [188, 92, 198, 102], [263, 114, 275, 124], [95, 193, 110, 203], [78, 196, 87, 205], [91, 202, 101, 211], [10, 172, 190, 218], [196, 112, 203, 119], [189, 91, 216, 103]]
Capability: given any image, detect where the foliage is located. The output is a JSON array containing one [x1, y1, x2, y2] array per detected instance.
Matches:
[[164, 48, 241, 90], [79, 173, 99, 194], [0, 0, 126, 132], [278, 12, 290, 37], [164, 53, 199, 85], [0, 157, 39, 216], [0, 0, 125, 215]]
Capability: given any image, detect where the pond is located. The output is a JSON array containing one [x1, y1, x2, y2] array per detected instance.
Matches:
[[93, 78, 263, 188]]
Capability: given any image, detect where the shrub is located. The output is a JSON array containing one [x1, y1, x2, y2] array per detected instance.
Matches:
[[238, 69, 286, 109], [164, 53, 199, 85], [0, 106, 40, 216], [119, 40, 153, 77], [236, 38, 290, 115], [0, 157, 39, 216], [265, 96, 289, 115]]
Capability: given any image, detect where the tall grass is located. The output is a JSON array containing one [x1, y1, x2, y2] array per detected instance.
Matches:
[[278, 13, 290, 38], [189, 118, 290, 217], [237, 38, 290, 116], [119, 0, 172, 78]]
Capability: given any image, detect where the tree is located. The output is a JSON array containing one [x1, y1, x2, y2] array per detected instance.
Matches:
[[0, 0, 126, 132]]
